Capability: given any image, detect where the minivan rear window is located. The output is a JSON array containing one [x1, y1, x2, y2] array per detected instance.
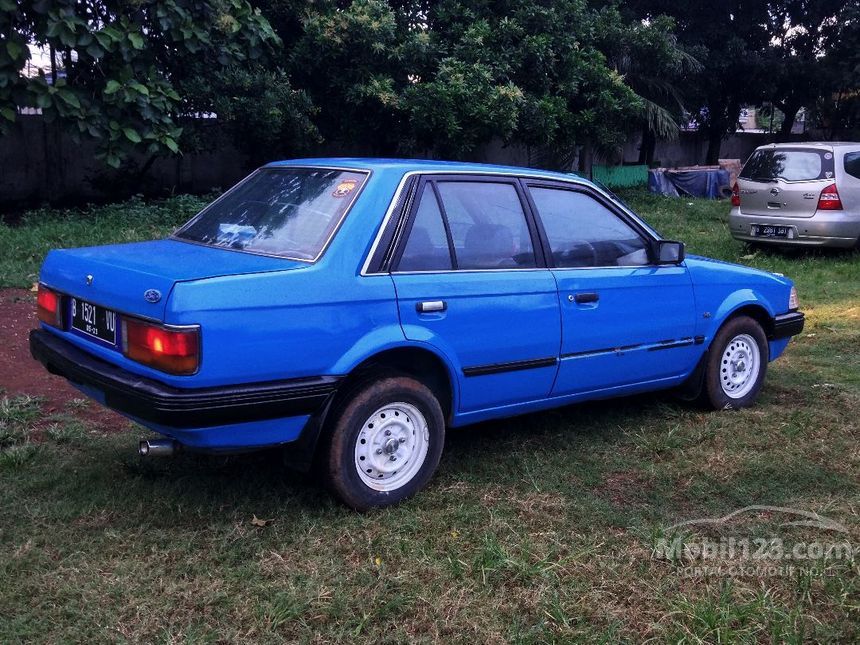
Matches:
[[740, 148, 835, 182]]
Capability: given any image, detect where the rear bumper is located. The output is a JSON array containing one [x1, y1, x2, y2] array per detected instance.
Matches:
[[770, 312, 805, 340], [30, 329, 341, 430], [729, 208, 860, 248]]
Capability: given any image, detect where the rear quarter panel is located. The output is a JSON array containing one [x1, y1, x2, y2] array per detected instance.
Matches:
[[167, 268, 405, 387], [163, 166, 451, 390]]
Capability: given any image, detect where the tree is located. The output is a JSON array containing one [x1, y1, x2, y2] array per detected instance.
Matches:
[[0, 0, 281, 166], [628, 0, 771, 164], [810, 1, 860, 138], [761, 0, 843, 140], [410, 0, 667, 167], [598, 9, 700, 165], [288, 0, 429, 155], [286, 0, 656, 169]]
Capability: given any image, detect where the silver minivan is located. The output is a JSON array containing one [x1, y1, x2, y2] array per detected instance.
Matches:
[[729, 142, 860, 248]]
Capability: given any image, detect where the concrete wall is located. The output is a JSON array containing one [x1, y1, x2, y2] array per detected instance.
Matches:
[[0, 116, 832, 211], [472, 131, 812, 172], [619, 131, 812, 168], [0, 116, 248, 210]]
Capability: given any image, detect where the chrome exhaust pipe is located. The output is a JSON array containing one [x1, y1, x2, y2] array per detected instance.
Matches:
[[138, 439, 179, 457]]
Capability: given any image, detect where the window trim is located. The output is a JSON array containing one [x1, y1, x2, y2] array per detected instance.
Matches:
[[365, 175, 418, 273], [172, 165, 372, 264], [390, 174, 546, 274], [431, 181, 459, 270], [521, 179, 660, 270], [360, 169, 662, 276]]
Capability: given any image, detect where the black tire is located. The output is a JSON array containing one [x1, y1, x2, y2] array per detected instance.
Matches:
[[323, 375, 445, 511], [698, 315, 769, 410]]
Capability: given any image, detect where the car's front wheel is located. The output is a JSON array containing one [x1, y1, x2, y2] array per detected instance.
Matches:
[[699, 315, 769, 410], [323, 375, 445, 511]]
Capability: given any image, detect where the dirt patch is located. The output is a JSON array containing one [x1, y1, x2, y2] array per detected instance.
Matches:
[[600, 470, 650, 507], [0, 288, 126, 431]]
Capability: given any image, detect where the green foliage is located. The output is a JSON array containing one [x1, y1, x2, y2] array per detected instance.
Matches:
[[3, 1, 856, 174], [289, 0, 654, 164], [812, 2, 860, 137], [0, 194, 208, 288], [184, 67, 320, 166], [758, 0, 845, 137], [0, 0, 280, 164]]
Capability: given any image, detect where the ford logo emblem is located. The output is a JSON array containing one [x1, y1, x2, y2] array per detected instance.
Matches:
[[143, 289, 162, 304]]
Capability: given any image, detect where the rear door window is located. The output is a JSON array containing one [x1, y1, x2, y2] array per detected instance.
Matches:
[[398, 185, 453, 272], [435, 181, 537, 270], [740, 148, 834, 182]]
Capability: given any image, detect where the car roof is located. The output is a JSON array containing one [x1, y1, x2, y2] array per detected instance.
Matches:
[[754, 142, 860, 151], [264, 157, 594, 184]]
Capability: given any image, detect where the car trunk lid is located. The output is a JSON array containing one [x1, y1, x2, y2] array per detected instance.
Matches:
[[40, 239, 306, 320]]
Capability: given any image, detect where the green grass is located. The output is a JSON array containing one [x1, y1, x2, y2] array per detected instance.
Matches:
[[1, 191, 858, 642], [0, 194, 208, 289]]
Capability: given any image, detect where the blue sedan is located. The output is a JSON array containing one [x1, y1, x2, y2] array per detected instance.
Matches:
[[31, 159, 804, 509]]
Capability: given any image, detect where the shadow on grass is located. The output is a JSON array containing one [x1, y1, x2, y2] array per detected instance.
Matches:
[[2, 392, 673, 525], [39, 393, 682, 520], [742, 241, 860, 260], [9, 384, 853, 529]]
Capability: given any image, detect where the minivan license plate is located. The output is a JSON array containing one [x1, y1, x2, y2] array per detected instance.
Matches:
[[71, 298, 117, 344], [752, 225, 790, 238]]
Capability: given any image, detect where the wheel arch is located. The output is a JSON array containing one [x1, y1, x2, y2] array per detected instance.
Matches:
[[710, 290, 777, 341], [722, 303, 774, 337], [711, 301, 773, 342], [336, 345, 457, 421], [285, 343, 457, 473], [679, 300, 774, 401]]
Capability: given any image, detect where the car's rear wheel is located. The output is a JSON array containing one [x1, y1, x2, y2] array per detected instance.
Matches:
[[323, 375, 445, 511], [699, 315, 769, 410]]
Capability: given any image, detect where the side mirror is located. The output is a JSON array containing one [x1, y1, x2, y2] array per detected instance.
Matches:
[[656, 240, 685, 265]]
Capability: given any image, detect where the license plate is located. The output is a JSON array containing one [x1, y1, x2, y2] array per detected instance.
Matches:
[[70, 298, 118, 344], [751, 224, 790, 238]]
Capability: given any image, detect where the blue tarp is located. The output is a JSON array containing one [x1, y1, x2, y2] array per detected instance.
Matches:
[[648, 169, 730, 199]]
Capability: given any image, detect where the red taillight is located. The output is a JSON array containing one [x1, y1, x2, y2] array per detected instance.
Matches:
[[122, 318, 199, 375], [731, 182, 740, 207], [818, 183, 843, 210], [37, 284, 63, 328]]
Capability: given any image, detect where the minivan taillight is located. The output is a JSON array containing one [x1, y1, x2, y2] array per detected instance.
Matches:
[[731, 182, 740, 207], [37, 284, 63, 328], [818, 184, 843, 210], [121, 318, 200, 375]]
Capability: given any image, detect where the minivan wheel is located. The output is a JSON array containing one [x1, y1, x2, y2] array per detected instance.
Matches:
[[324, 375, 445, 511], [699, 315, 769, 410]]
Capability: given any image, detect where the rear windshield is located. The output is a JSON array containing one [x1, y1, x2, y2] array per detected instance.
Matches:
[[175, 168, 368, 260], [740, 148, 835, 182]]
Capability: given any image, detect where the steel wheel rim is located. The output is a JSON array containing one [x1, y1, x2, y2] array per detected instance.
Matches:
[[354, 402, 429, 491], [719, 333, 761, 399]]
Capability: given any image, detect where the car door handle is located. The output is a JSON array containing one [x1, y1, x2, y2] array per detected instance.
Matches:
[[571, 292, 599, 304], [417, 300, 447, 313]]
